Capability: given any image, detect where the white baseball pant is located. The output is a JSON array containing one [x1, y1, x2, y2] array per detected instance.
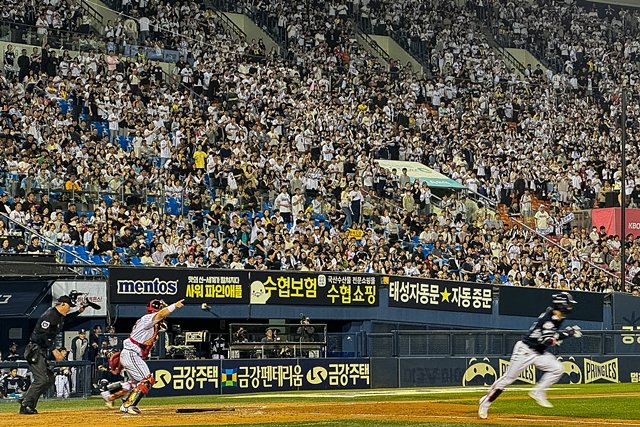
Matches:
[[493, 341, 563, 394], [119, 348, 151, 383]]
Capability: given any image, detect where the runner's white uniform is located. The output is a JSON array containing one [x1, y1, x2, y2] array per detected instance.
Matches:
[[120, 313, 159, 382]]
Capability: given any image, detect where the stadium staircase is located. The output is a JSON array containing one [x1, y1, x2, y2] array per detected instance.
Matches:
[[498, 194, 544, 229]]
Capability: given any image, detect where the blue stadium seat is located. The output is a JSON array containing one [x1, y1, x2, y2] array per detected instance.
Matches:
[[61, 245, 75, 263], [58, 100, 69, 115], [131, 256, 141, 266], [165, 198, 179, 216], [74, 245, 87, 256], [118, 135, 129, 151]]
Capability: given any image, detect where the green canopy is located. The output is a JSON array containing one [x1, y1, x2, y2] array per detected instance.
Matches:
[[374, 160, 466, 189]]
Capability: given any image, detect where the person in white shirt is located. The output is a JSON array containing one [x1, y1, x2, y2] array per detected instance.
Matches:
[[274, 187, 292, 223], [349, 184, 364, 224], [138, 16, 150, 44], [101, 299, 184, 414]]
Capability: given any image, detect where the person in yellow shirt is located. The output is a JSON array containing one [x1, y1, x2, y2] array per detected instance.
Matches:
[[64, 175, 81, 192], [193, 145, 206, 170]]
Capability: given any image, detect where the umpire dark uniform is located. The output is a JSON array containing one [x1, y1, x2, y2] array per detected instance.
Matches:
[[20, 295, 85, 415]]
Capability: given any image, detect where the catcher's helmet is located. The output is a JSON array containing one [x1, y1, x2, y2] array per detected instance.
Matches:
[[146, 299, 167, 314], [552, 292, 577, 314]]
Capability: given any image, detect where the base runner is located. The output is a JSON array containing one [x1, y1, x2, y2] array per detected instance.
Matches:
[[478, 292, 582, 419], [101, 299, 184, 414]]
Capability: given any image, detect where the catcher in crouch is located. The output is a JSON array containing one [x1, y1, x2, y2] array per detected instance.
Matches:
[[102, 299, 184, 414]]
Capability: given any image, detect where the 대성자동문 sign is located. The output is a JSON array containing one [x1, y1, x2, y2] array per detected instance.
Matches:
[[386, 276, 492, 314]]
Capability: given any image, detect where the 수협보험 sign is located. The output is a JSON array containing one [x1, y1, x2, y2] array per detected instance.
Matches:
[[108, 268, 379, 306]]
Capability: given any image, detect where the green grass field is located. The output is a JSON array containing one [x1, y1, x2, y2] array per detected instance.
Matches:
[[2, 383, 639, 426]]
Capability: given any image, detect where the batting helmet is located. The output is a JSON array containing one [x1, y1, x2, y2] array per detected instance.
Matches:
[[552, 292, 577, 314], [146, 299, 167, 314]]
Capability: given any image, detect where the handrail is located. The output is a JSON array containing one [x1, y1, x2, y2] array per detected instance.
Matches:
[[502, 46, 526, 74], [351, 21, 391, 64], [209, 8, 246, 40], [161, 68, 210, 107], [0, 20, 106, 51], [510, 216, 629, 291], [466, 189, 497, 210], [79, 0, 104, 31], [239, 3, 289, 59], [495, 43, 526, 75], [0, 212, 95, 268]]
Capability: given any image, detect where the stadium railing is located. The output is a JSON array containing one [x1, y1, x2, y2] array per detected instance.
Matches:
[[0, 360, 93, 400], [510, 216, 627, 290], [0, 20, 106, 52], [369, 330, 634, 357]]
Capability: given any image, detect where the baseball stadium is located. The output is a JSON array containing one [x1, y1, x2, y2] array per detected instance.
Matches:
[[1, 0, 640, 426]]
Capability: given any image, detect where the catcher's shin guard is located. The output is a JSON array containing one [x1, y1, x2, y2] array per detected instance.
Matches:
[[122, 375, 155, 409]]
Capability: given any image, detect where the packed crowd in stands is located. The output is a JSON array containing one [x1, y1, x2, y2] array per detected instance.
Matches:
[[3, 0, 90, 34], [0, 0, 639, 293]]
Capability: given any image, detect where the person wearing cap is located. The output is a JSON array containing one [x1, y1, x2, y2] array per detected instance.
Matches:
[[20, 295, 87, 415], [69, 329, 88, 395], [4, 342, 19, 362]]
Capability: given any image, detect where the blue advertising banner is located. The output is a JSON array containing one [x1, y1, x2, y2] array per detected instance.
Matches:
[[399, 355, 630, 387], [147, 358, 371, 396], [220, 359, 370, 394], [149, 360, 220, 397], [0, 280, 50, 317], [611, 292, 640, 353]]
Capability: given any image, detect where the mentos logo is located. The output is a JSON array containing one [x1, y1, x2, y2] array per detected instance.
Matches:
[[117, 278, 178, 295]]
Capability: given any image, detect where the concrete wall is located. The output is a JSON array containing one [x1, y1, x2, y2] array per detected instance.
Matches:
[[369, 35, 424, 76], [354, 32, 390, 70], [0, 40, 175, 80], [505, 47, 548, 72], [82, 0, 120, 27], [224, 12, 280, 55], [585, 0, 640, 7]]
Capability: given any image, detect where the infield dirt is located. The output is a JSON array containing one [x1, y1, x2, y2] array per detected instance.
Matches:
[[6, 397, 639, 427]]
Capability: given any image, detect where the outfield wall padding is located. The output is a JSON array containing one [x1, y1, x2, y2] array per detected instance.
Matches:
[[146, 355, 634, 397]]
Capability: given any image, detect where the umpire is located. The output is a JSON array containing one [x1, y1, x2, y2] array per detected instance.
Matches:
[[20, 295, 86, 415]]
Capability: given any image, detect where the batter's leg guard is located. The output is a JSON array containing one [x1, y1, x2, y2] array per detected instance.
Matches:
[[101, 381, 132, 404], [487, 388, 503, 402], [121, 375, 155, 411]]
